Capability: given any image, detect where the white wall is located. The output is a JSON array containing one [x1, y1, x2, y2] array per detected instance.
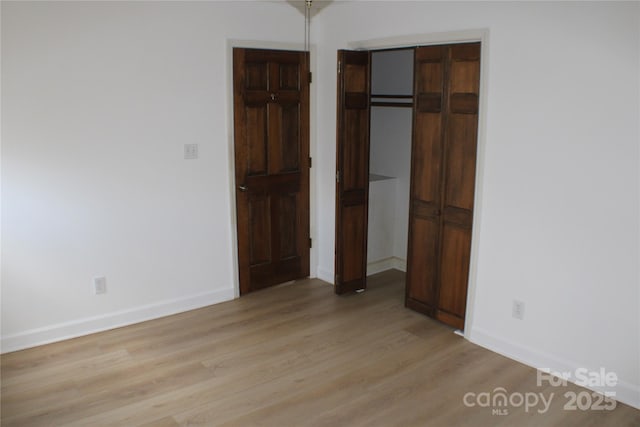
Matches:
[[369, 107, 412, 264], [1, 1, 308, 351], [313, 1, 639, 408], [367, 176, 397, 268]]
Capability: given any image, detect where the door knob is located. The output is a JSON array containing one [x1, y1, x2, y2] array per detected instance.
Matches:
[[238, 185, 248, 192]]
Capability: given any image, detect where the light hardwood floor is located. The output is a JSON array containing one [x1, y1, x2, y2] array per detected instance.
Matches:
[[2, 270, 638, 426]]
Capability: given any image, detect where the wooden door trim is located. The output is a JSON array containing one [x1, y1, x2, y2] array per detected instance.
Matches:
[[342, 30, 489, 335], [227, 41, 315, 297]]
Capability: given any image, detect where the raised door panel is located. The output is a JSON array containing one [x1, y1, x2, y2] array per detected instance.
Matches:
[[280, 103, 300, 172], [412, 113, 442, 205], [342, 109, 369, 192], [245, 106, 268, 176], [279, 63, 300, 91], [279, 193, 298, 259], [245, 61, 268, 90], [267, 102, 282, 175], [437, 224, 472, 329], [406, 216, 440, 312], [341, 205, 366, 283], [444, 114, 478, 211], [248, 194, 271, 265]]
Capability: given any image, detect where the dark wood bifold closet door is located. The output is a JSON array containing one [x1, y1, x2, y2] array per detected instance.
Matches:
[[405, 43, 480, 329], [334, 50, 371, 294], [233, 48, 310, 295]]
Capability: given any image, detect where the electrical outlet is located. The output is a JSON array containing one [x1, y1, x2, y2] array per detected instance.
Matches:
[[184, 143, 198, 160], [512, 300, 525, 320], [94, 277, 107, 295]]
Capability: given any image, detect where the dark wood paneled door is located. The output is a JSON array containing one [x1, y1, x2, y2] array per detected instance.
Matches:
[[405, 43, 481, 329], [233, 48, 310, 295], [334, 50, 371, 294]]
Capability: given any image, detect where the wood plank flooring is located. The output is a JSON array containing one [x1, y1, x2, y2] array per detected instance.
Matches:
[[2, 270, 639, 426]]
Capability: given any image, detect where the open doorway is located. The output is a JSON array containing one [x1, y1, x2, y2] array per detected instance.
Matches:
[[366, 49, 414, 277]]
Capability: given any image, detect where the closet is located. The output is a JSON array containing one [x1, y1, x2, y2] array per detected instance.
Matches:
[[335, 42, 480, 330]]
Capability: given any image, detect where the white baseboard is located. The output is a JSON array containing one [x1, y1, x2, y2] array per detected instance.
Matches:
[[317, 267, 334, 284], [1, 288, 235, 354], [469, 327, 640, 410], [367, 257, 407, 276], [317, 259, 406, 283]]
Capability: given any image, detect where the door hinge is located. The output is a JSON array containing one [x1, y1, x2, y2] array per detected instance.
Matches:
[[336, 170, 340, 183], [309, 157, 312, 168], [309, 71, 312, 84], [338, 60, 342, 74], [309, 237, 312, 248]]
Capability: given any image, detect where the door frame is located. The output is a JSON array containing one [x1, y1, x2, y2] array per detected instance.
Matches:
[[226, 39, 318, 298], [344, 29, 490, 339]]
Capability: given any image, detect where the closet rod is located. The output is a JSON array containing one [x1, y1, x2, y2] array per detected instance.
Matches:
[[370, 94, 413, 99], [370, 102, 414, 108]]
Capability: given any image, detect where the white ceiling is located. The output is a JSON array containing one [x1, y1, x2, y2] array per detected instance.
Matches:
[[284, 0, 334, 18]]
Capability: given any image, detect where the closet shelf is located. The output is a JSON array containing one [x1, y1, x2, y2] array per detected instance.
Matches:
[[369, 173, 395, 182], [370, 94, 413, 108]]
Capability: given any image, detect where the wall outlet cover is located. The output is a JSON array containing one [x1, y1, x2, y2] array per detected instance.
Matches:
[[512, 299, 525, 320], [94, 277, 107, 295], [184, 144, 198, 160]]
